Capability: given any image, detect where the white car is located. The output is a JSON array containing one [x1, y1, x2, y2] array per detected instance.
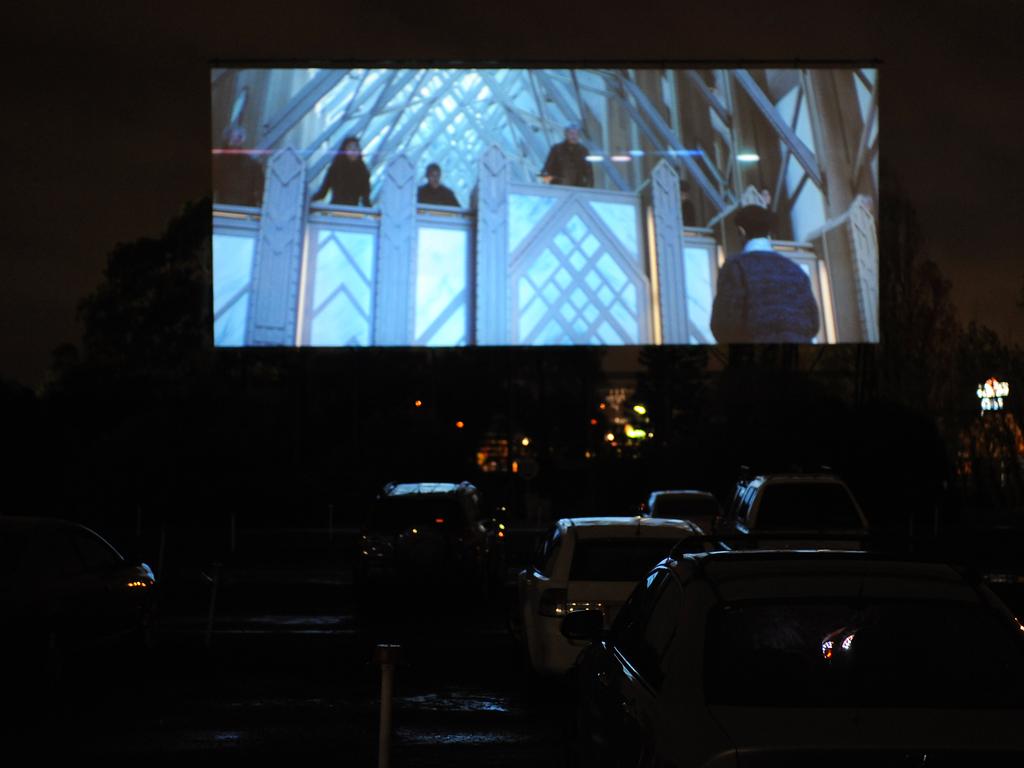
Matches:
[[517, 516, 701, 675]]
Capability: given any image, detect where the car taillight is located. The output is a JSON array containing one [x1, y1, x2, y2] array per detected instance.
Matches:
[[539, 588, 567, 617]]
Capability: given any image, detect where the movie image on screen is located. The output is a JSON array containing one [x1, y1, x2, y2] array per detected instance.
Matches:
[[211, 67, 878, 347]]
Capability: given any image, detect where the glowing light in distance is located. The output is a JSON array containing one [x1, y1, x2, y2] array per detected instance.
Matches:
[[411, 528, 418, 535], [455, 420, 465, 429], [585, 155, 605, 162], [821, 640, 834, 659], [512, 460, 519, 473], [628, 150, 644, 157], [498, 523, 505, 531], [521, 437, 530, 447], [841, 634, 855, 651], [126, 581, 149, 589], [624, 424, 647, 439], [977, 378, 1009, 411], [598, 403, 606, 410], [414, 399, 423, 407], [590, 418, 598, 426], [605, 432, 616, 442], [632, 404, 647, 415], [497, 531, 505, 539], [610, 155, 631, 162], [737, 153, 760, 162], [434, 518, 445, 524]]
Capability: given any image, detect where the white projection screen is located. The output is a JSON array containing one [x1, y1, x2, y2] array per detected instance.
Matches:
[[211, 66, 878, 347]]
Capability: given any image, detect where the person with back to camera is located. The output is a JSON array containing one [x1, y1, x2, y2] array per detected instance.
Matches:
[[311, 135, 371, 207], [417, 163, 460, 207], [710, 204, 820, 344], [540, 124, 594, 188]]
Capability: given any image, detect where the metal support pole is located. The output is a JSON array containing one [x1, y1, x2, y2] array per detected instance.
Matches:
[[156, 522, 166, 582], [205, 563, 223, 650], [374, 644, 401, 768]]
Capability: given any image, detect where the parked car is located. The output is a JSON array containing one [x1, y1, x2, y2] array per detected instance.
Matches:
[[518, 516, 701, 675], [565, 547, 1024, 767], [355, 481, 505, 594], [644, 490, 722, 532], [0, 516, 156, 679], [714, 471, 868, 538]]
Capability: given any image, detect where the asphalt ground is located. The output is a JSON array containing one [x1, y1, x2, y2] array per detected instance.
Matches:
[[3, 528, 568, 765]]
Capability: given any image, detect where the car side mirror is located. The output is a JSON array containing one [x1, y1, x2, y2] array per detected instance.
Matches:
[[561, 609, 604, 641]]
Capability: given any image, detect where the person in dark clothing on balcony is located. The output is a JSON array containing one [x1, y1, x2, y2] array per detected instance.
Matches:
[[311, 135, 371, 207], [213, 126, 264, 207], [710, 205, 820, 344], [540, 124, 593, 188], [417, 163, 460, 207], [680, 178, 697, 226]]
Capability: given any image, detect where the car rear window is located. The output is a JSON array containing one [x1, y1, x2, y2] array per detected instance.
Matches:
[[653, 496, 718, 520], [704, 599, 1024, 707], [756, 484, 862, 530], [368, 497, 465, 534], [569, 538, 680, 582]]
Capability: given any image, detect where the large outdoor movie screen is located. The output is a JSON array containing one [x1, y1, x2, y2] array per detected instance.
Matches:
[[212, 67, 879, 347]]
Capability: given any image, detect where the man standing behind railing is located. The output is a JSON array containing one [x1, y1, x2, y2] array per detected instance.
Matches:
[[710, 205, 820, 344], [417, 163, 460, 207], [540, 124, 593, 188]]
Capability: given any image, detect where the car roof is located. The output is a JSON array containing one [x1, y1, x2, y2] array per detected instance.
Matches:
[[0, 516, 87, 532], [382, 481, 476, 497], [559, 516, 701, 538], [744, 474, 849, 486], [670, 549, 978, 600], [649, 490, 716, 498]]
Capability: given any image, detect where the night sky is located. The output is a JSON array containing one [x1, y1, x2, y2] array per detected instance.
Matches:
[[4, 1, 1022, 387]]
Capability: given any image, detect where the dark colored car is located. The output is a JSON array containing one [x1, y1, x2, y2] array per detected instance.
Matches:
[[0, 516, 156, 680], [644, 489, 721, 532], [355, 481, 505, 594], [565, 547, 1024, 767], [714, 472, 868, 537]]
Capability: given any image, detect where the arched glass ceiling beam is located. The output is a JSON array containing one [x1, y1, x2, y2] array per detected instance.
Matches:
[[771, 86, 805, 212], [731, 69, 822, 189], [478, 71, 553, 165], [365, 71, 463, 168], [255, 70, 346, 152], [850, 77, 877, 187], [375, 74, 491, 174], [683, 70, 731, 127], [306, 70, 423, 182], [615, 73, 728, 211]]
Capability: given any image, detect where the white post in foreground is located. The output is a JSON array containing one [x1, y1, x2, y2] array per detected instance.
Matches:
[[374, 643, 401, 768]]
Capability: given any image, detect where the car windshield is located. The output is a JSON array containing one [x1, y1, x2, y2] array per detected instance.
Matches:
[[654, 496, 717, 519], [704, 598, 1024, 707], [755, 484, 862, 529], [569, 538, 680, 581], [368, 497, 464, 534]]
